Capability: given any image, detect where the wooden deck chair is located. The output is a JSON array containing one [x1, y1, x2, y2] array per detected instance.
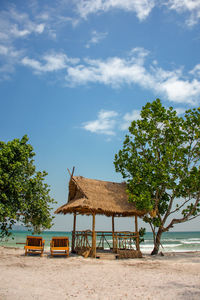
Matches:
[[24, 236, 45, 257], [50, 237, 69, 257]]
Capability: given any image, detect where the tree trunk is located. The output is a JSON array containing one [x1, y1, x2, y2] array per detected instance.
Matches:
[[151, 228, 163, 255]]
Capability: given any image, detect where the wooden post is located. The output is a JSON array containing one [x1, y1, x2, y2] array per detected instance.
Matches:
[[112, 215, 115, 252], [135, 215, 140, 251], [92, 213, 96, 258], [72, 213, 77, 253]]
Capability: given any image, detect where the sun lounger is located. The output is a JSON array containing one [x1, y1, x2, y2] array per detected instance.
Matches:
[[50, 237, 69, 257], [24, 236, 45, 257]]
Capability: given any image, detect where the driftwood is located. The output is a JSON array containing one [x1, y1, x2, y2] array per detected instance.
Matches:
[[75, 246, 92, 258], [82, 249, 91, 258]]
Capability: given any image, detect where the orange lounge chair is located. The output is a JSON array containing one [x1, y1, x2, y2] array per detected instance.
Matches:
[[50, 237, 69, 257], [24, 236, 45, 257]]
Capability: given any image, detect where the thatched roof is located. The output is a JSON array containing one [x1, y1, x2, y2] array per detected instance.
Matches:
[[55, 176, 146, 217]]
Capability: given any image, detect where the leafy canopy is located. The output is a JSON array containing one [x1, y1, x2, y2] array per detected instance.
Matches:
[[114, 99, 200, 241], [0, 135, 56, 238]]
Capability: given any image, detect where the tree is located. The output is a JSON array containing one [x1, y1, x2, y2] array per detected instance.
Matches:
[[114, 99, 200, 255], [0, 135, 56, 238]]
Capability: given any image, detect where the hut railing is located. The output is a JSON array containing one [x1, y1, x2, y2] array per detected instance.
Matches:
[[73, 231, 139, 253], [96, 231, 113, 250], [74, 230, 92, 251], [113, 231, 139, 252]]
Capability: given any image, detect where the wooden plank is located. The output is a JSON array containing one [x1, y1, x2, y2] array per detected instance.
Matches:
[[24, 246, 43, 250], [51, 247, 69, 250]]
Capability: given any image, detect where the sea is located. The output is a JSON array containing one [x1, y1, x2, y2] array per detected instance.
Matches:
[[1, 230, 200, 253]]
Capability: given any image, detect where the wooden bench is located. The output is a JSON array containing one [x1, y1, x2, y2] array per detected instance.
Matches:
[[50, 237, 69, 257], [24, 236, 45, 257]]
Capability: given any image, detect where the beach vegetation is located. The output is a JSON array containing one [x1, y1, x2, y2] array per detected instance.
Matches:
[[114, 99, 200, 255], [0, 135, 56, 239]]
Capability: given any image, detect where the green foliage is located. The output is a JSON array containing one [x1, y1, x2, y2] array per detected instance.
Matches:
[[138, 227, 146, 244], [114, 99, 200, 253], [0, 135, 56, 238]]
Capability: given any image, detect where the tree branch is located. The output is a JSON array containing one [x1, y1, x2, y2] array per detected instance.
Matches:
[[164, 194, 200, 232], [168, 198, 191, 215], [162, 194, 174, 225], [187, 213, 200, 221]]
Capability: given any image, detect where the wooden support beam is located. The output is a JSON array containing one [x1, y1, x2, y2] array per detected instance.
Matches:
[[112, 215, 115, 233], [135, 215, 140, 251], [72, 213, 77, 253], [112, 215, 115, 252], [92, 213, 96, 258]]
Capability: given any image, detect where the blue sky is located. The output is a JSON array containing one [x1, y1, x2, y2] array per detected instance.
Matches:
[[1, 0, 200, 232]]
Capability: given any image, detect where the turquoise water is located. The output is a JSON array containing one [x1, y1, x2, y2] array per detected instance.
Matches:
[[1, 230, 200, 253], [0, 231, 72, 249], [141, 231, 200, 253]]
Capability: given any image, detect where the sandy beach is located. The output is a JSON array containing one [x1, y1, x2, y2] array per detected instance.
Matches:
[[0, 247, 200, 300]]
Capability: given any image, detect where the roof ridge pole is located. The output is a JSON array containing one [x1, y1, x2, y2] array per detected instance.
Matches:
[[91, 213, 96, 258], [67, 167, 76, 203], [67, 166, 75, 179]]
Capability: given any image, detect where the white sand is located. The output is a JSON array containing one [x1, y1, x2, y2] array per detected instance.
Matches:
[[0, 247, 200, 300]]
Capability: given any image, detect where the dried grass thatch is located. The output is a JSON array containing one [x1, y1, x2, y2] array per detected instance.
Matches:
[[55, 176, 146, 217]]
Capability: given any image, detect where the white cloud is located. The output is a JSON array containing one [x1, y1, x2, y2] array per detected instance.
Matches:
[[159, 77, 200, 104], [82, 110, 118, 135], [0, 5, 47, 79], [190, 64, 200, 77], [0, 7, 46, 42], [0, 44, 23, 59], [120, 110, 141, 130], [76, 0, 155, 21], [0, 45, 9, 56], [21, 53, 79, 73], [10, 25, 30, 37], [35, 23, 45, 34], [9, 22, 45, 38], [82, 106, 189, 136], [85, 30, 108, 48], [129, 47, 149, 62], [38, 12, 49, 21], [65, 48, 200, 105], [168, 0, 200, 12], [55, 15, 80, 28], [167, 0, 200, 26], [66, 48, 152, 88], [0, 44, 24, 80], [15, 47, 200, 105], [22, 57, 43, 72], [76, 0, 200, 26]]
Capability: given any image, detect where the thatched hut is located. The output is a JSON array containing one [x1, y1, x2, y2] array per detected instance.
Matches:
[[55, 175, 146, 258]]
